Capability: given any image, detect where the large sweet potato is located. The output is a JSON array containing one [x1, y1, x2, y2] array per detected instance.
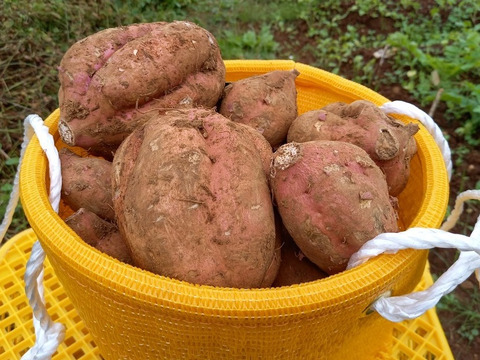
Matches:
[[219, 70, 299, 148], [59, 148, 115, 220], [258, 213, 284, 287], [287, 100, 418, 195], [112, 108, 276, 288], [270, 140, 399, 275], [58, 21, 226, 156]]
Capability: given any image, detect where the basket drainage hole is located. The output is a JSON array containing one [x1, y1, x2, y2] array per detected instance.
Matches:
[[64, 336, 76, 346], [73, 349, 85, 359], [3, 281, 14, 290], [44, 273, 53, 280], [415, 327, 428, 337], [4, 322, 16, 332], [9, 291, 21, 300], [424, 350, 437, 360], [12, 334, 24, 345], [16, 301, 27, 310], [56, 293, 67, 301], [19, 347, 29, 356]]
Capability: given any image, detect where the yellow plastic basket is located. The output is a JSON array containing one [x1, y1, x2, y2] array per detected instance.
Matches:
[[0, 229, 454, 359], [18, 60, 449, 359]]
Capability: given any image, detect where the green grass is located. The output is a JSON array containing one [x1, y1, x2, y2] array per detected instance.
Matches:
[[437, 281, 480, 343]]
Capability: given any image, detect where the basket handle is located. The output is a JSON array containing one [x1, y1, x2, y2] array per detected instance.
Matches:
[[0, 115, 65, 360], [346, 101, 480, 322]]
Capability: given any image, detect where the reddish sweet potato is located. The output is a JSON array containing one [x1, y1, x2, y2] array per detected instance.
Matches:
[[270, 140, 399, 275], [272, 231, 328, 287], [66, 208, 132, 264], [258, 213, 284, 287], [233, 121, 274, 177], [219, 70, 299, 148], [58, 21, 226, 156], [112, 108, 276, 288], [60, 148, 115, 220], [287, 100, 419, 196]]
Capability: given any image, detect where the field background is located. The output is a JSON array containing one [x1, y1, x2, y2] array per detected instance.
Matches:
[[1, 0, 479, 358]]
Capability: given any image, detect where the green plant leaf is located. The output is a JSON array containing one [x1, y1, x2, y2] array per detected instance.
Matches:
[[5, 157, 19, 166]]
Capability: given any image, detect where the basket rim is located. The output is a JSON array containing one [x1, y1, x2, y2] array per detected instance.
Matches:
[[19, 60, 449, 315]]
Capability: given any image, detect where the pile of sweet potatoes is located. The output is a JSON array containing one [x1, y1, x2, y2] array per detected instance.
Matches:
[[58, 21, 419, 288]]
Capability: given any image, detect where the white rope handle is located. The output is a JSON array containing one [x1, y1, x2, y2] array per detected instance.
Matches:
[[369, 250, 480, 322], [0, 114, 65, 360], [347, 200, 480, 322], [345, 101, 479, 322]]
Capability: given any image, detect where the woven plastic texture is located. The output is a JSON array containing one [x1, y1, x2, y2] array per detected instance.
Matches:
[[0, 229, 454, 360], [18, 60, 450, 360]]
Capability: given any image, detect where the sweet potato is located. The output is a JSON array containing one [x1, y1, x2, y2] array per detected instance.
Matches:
[[112, 107, 276, 288], [60, 148, 115, 220], [270, 140, 399, 275], [58, 21, 226, 157], [287, 100, 419, 195], [258, 213, 284, 287], [233, 121, 274, 177], [272, 231, 327, 287], [66, 208, 132, 264], [219, 70, 299, 148]]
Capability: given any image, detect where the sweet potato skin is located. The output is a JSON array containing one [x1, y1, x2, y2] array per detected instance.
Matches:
[[233, 121, 274, 177], [219, 70, 299, 148], [112, 108, 276, 288], [287, 100, 419, 196], [258, 212, 284, 287], [66, 208, 132, 264], [59, 148, 115, 220], [270, 140, 399, 275], [58, 21, 225, 156], [272, 230, 327, 287]]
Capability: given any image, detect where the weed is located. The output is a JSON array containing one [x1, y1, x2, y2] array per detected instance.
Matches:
[[219, 26, 279, 60], [0, 179, 27, 245], [386, 2, 480, 146], [437, 288, 480, 344]]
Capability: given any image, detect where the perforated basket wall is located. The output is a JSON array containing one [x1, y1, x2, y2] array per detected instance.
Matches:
[[1, 229, 455, 360], [19, 60, 449, 360]]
